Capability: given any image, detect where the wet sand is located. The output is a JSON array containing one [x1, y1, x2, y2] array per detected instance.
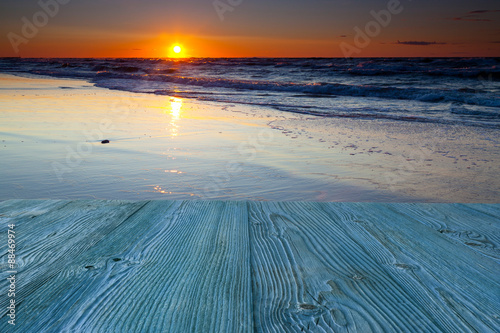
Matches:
[[0, 73, 498, 202]]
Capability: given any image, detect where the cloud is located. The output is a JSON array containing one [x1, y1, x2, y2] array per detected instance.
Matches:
[[339, 35, 347, 38], [451, 9, 499, 22], [394, 40, 446, 46], [468, 10, 500, 14], [452, 17, 491, 22]]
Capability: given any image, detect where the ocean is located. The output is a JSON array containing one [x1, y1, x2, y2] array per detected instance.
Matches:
[[1, 57, 499, 129]]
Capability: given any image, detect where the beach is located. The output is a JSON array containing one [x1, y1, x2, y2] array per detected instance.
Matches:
[[2, 0, 500, 330], [0, 72, 498, 202]]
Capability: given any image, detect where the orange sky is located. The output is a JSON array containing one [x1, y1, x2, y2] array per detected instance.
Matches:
[[1, 0, 499, 58]]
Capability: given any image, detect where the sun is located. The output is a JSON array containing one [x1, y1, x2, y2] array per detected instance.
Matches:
[[166, 43, 185, 58]]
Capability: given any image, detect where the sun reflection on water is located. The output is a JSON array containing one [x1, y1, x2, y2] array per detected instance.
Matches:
[[170, 97, 182, 119], [168, 97, 183, 137], [153, 185, 195, 196]]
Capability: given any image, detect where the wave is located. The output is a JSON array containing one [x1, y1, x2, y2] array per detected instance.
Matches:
[[91, 73, 500, 108], [2, 57, 499, 78], [1, 57, 498, 128]]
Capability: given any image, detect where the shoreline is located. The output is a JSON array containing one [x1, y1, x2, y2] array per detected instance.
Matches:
[[0, 72, 498, 202]]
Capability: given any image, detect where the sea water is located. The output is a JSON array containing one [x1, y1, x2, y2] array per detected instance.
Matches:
[[1, 57, 499, 128]]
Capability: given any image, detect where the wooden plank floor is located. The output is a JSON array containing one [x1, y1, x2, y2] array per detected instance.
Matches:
[[0, 200, 498, 332]]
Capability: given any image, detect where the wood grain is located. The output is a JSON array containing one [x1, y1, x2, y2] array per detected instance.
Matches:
[[0, 200, 252, 332], [0, 200, 498, 332]]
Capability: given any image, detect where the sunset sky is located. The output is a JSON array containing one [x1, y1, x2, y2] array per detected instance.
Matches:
[[1, 0, 499, 58]]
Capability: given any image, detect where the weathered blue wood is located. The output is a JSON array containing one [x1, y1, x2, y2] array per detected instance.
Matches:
[[0, 200, 252, 332], [247, 201, 499, 332], [0, 200, 498, 332]]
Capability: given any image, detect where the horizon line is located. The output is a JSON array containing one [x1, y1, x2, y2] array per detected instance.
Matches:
[[1, 56, 499, 59]]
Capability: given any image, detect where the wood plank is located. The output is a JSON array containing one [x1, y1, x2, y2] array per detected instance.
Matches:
[[381, 203, 500, 262], [0, 200, 252, 332], [248, 201, 499, 332], [0, 200, 498, 332], [323, 203, 499, 331], [0, 200, 146, 313]]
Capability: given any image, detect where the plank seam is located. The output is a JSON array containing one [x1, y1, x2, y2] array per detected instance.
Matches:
[[247, 201, 258, 333]]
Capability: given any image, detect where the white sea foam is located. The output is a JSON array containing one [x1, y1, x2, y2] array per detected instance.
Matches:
[[1, 57, 499, 127]]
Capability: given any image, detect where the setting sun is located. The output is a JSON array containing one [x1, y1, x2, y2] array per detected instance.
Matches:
[[167, 43, 185, 58]]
